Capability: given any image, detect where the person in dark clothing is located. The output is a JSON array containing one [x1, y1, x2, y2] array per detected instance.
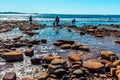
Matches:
[[72, 19, 76, 25], [55, 16, 60, 26], [29, 15, 32, 25]]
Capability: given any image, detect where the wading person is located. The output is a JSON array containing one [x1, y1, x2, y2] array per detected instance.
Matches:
[[29, 15, 32, 25], [55, 16, 60, 27], [72, 19, 76, 25]]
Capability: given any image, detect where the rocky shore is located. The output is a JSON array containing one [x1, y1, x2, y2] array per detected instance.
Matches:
[[0, 21, 120, 80], [65, 25, 120, 44], [67, 25, 120, 38], [110, 24, 120, 29]]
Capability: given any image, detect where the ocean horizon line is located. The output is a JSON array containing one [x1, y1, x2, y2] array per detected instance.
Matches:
[[0, 12, 120, 15]]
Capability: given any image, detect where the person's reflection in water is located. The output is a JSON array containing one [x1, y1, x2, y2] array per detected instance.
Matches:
[[55, 16, 60, 27], [53, 27, 59, 34]]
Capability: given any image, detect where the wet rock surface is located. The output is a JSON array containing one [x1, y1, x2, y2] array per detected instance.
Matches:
[[83, 61, 104, 72], [68, 53, 81, 61], [3, 72, 16, 80], [115, 40, 120, 44], [30, 58, 42, 65], [37, 72, 49, 80], [1, 50, 23, 61], [0, 21, 120, 80], [25, 48, 34, 57], [80, 26, 120, 38]]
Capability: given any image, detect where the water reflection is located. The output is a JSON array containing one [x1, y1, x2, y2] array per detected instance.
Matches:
[[28, 27, 120, 56], [53, 27, 60, 34], [1, 27, 120, 56]]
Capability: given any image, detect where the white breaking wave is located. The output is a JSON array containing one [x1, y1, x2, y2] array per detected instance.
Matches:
[[0, 14, 120, 22]]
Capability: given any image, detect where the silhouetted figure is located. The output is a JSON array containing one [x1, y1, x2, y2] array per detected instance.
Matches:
[[55, 16, 60, 26], [72, 19, 76, 25], [29, 15, 32, 25]]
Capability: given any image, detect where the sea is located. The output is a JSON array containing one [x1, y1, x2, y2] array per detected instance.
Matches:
[[0, 14, 120, 26]]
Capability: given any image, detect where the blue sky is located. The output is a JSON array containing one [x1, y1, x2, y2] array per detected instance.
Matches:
[[0, 0, 119, 14]]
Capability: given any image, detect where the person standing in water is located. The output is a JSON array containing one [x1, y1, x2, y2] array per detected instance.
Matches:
[[55, 16, 60, 26], [72, 19, 76, 25], [29, 15, 32, 25]]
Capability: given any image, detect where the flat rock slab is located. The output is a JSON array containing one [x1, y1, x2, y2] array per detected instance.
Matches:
[[51, 59, 66, 65], [25, 48, 34, 57], [83, 61, 104, 71], [44, 55, 62, 63], [115, 40, 120, 43], [3, 72, 16, 80], [68, 53, 81, 61], [60, 44, 71, 49], [38, 72, 49, 80], [1, 50, 23, 61]]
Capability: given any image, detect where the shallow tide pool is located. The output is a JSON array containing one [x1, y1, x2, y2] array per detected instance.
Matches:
[[0, 27, 120, 79]]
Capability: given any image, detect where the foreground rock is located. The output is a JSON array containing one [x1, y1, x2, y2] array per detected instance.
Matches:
[[110, 68, 120, 80], [3, 42, 14, 49], [71, 44, 81, 50], [51, 58, 66, 65], [53, 41, 64, 46], [3, 72, 16, 80], [113, 60, 120, 67], [68, 53, 82, 70], [25, 48, 34, 57], [37, 72, 49, 80], [115, 40, 120, 44], [116, 69, 120, 80], [44, 55, 62, 63], [28, 40, 40, 45], [68, 53, 81, 62], [44, 57, 69, 79], [73, 69, 84, 76], [22, 77, 36, 80], [86, 28, 96, 33], [1, 50, 23, 61], [79, 45, 90, 51], [54, 40, 75, 47], [31, 57, 42, 65], [60, 44, 71, 49], [48, 58, 67, 74], [54, 40, 90, 51], [83, 61, 104, 72], [100, 51, 118, 62], [95, 33, 104, 37]]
